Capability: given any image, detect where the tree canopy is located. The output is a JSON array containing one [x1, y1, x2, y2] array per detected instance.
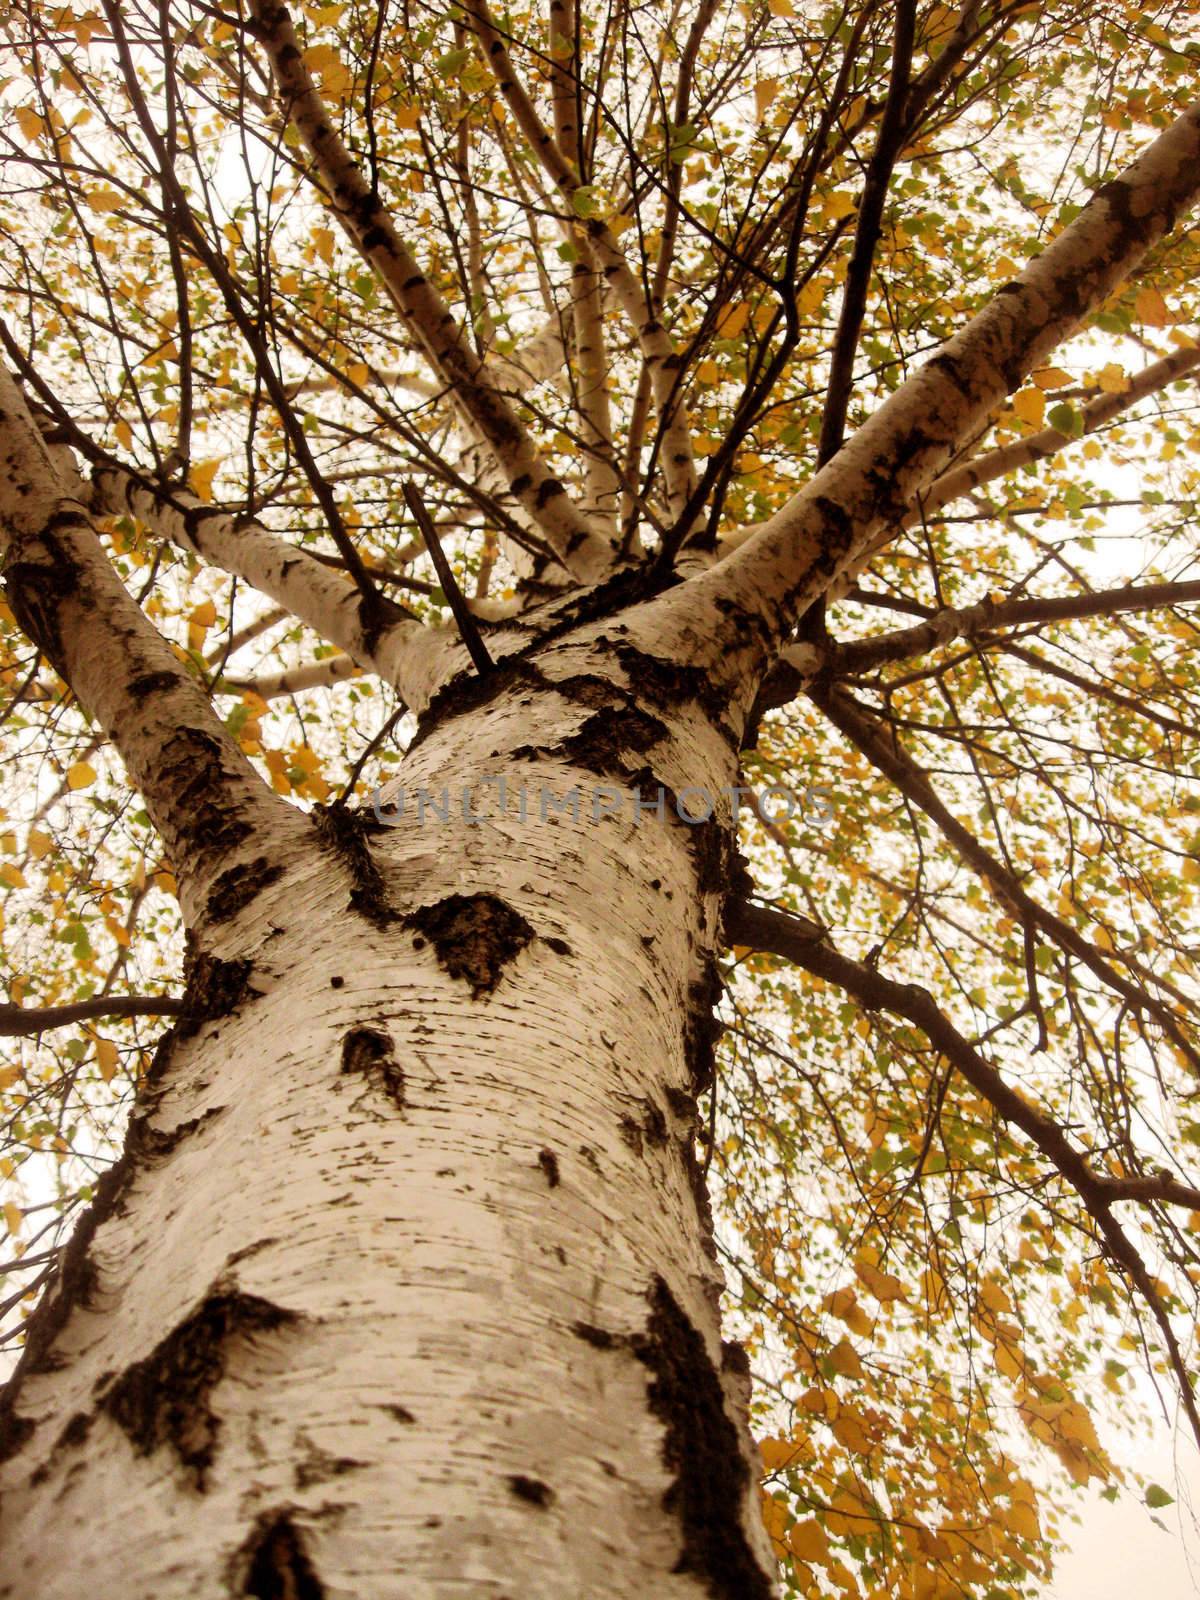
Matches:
[[2, 1, 1200, 1595]]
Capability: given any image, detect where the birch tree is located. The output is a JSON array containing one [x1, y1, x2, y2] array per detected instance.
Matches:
[[1, 2, 1200, 1596]]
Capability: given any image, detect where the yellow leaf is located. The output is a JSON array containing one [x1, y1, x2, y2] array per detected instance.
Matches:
[[313, 227, 335, 265], [86, 187, 124, 214], [824, 191, 857, 220], [27, 828, 52, 861], [0, 863, 26, 889], [95, 1038, 119, 1083], [15, 106, 44, 144], [1012, 387, 1045, 427], [754, 79, 780, 123], [979, 1277, 1013, 1316], [994, 1340, 1024, 1381], [1004, 1498, 1040, 1542], [1135, 285, 1170, 327], [768, 0, 796, 13], [800, 1385, 838, 1420], [696, 359, 719, 384], [189, 459, 220, 503], [789, 1520, 830, 1564], [115, 418, 133, 450], [1098, 362, 1128, 394], [760, 1489, 790, 1549], [822, 1285, 872, 1335], [190, 599, 217, 629], [1033, 366, 1071, 390], [3, 1201, 21, 1237], [0, 1065, 20, 1090], [827, 1337, 865, 1380], [716, 302, 750, 338], [606, 213, 635, 237], [760, 1436, 799, 1471], [345, 362, 370, 388], [830, 1409, 873, 1454], [67, 762, 97, 791], [855, 1260, 907, 1303], [302, 43, 350, 97], [395, 104, 421, 130]]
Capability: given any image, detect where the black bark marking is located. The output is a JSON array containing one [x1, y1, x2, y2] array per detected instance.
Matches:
[[537, 1148, 560, 1187], [405, 894, 534, 997], [174, 948, 260, 1044], [665, 1086, 696, 1122], [53, 1410, 94, 1452], [643, 1101, 669, 1148], [206, 856, 284, 925], [139, 943, 259, 1116], [611, 642, 735, 740], [721, 1338, 751, 1380], [126, 669, 178, 702], [358, 589, 411, 657], [542, 935, 572, 957], [408, 565, 679, 748], [101, 1289, 299, 1490], [571, 1321, 619, 1350], [632, 1278, 772, 1600], [408, 657, 546, 751], [508, 1474, 554, 1506], [558, 706, 668, 782], [130, 1104, 226, 1164], [311, 806, 398, 928], [621, 1098, 672, 1156], [340, 1026, 404, 1109], [3, 526, 79, 677], [239, 1512, 326, 1600], [381, 1402, 416, 1424], [683, 1130, 718, 1261], [293, 1432, 366, 1489], [685, 952, 724, 1097], [691, 819, 734, 901]]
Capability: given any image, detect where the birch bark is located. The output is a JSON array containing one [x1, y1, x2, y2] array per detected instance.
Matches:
[[0, 618, 777, 1600]]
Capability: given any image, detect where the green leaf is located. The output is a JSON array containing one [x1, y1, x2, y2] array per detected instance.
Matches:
[[1145, 1484, 1175, 1509], [1047, 402, 1084, 438]]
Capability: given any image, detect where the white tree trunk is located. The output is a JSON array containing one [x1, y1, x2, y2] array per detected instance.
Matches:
[[0, 625, 777, 1599]]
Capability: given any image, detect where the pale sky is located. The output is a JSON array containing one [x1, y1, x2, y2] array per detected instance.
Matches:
[[1047, 1415, 1200, 1598]]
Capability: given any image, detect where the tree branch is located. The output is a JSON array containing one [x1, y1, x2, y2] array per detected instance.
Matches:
[[247, 0, 613, 583], [726, 895, 1200, 1446], [810, 681, 1200, 1071], [681, 103, 1200, 677], [0, 363, 299, 923], [0, 995, 185, 1038], [834, 577, 1200, 676], [464, 0, 700, 531]]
